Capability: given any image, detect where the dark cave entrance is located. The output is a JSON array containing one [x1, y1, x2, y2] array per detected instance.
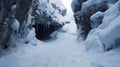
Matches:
[[33, 23, 63, 41]]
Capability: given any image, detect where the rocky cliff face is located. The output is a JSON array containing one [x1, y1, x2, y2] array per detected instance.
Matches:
[[0, 0, 66, 50], [72, 0, 118, 40], [0, 0, 33, 50], [72, 0, 120, 52], [32, 0, 66, 40]]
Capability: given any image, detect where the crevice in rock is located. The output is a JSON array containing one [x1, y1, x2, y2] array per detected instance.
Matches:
[[33, 23, 63, 40]]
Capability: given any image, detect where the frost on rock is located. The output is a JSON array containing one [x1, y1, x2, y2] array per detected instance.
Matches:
[[11, 19, 20, 32], [71, 0, 87, 13], [50, 0, 67, 16], [0, 0, 33, 50], [32, 0, 66, 40], [72, 0, 109, 40], [90, 11, 104, 28], [99, 1, 120, 29], [71, 0, 81, 12], [72, 0, 120, 52], [84, 1, 120, 52], [72, 0, 119, 40], [98, 15, 120, 51]]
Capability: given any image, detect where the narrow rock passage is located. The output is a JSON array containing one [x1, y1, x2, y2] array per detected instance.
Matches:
[[0, 0, 120, 67], [0, 0, 93, 67]]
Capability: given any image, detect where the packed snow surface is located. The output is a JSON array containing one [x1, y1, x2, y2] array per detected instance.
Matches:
[[0, 31, 120, 67]]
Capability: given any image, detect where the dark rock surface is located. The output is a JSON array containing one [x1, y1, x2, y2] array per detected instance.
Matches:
[[0, 0, 33, 50]]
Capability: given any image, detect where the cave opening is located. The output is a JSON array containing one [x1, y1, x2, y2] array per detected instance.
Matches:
[[33, 0, 77, 41], [33, 23, 63, 41]]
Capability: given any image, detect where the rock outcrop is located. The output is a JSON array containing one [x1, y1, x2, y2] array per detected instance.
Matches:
[[0, 0, 66, 50], [0, 0, 33, 50], [72, 0, 120, 52], [72, 0, 118, 40], [32, 0, 66, 40]]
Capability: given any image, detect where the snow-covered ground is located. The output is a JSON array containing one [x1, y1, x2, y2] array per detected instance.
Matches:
[[0, 31, 120, 67], [0, 0, 120, 67], [60, 0, 77, 35]]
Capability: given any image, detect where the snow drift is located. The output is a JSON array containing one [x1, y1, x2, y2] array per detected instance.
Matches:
[[72, 0, 120, 52]]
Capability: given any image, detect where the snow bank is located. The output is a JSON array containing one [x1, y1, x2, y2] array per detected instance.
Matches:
[[81, 0, 107, 10], [99, 15, 120, 50], [99, 1, 120, 29], [85, 1, 120, 52]]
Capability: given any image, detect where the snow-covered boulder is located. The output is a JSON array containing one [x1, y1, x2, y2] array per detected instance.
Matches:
[[90, 11, 104, 28], [99, 1, 120, 29], [50, 0, 67, 16], [72, 0, 120, 52], [99, 16, 120, 51], [84, 1, 120, 52], [73, 0, 108, 40], [85, 35, 105, 53], [72, 0, 118, 40], [85, 15, 120, 52]]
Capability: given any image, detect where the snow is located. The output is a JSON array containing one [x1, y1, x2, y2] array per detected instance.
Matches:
[[99, 1, 120, 29], [0, 32, 120, 67], [1, 0, 120, 67], [26, 8, 33, 26], [84, 1, 120, 52], [11, 19, 20, 31], [85, 35, 105, 53], [90, 11, 104, 28], [61, 15, 77, 35], [81, 0, 94, 10], [99, 15, 120, 50], [60, 0, 77, 35], [61, 0, 72, 13]]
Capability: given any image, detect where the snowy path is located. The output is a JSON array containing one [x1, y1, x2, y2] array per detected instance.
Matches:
[[30, 33, 93, 67], [0, 3, 97, 66], [0, 13, 120, 67], [0, 31, 93, 67], [0, 30, 120, 67], [0, 18, 120, 67]]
